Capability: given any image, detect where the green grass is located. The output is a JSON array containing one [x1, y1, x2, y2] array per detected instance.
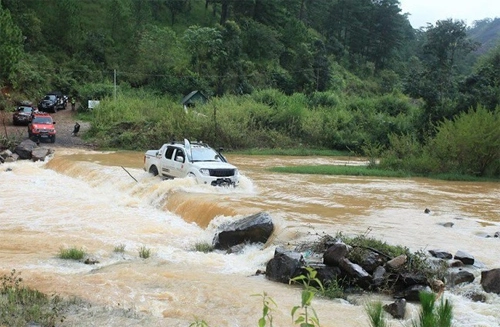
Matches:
[[138, 246, 151, 259], [230, 148, 350, 156], [113, 244, 126, 253], [0, 270, 65, 326], [193, 242, 214, 253], [58, 247, 86, 260], [269, 164, 500, 182], [320, 278, 346, 300], [269, 165, 408, 178], [412, 292, 453, 327], [365, 301, 387, 327]]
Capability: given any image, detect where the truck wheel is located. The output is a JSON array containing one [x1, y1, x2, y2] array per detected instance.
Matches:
[[187, 173, 197, 183], [149, 166, 158, 176]]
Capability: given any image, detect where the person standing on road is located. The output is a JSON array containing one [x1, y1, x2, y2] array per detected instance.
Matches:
[[71, 97, 76, 111], [72, 122, 80, 136]]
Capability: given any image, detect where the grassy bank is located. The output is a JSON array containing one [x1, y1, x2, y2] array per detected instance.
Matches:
[[229, 148, 350, 156], [77, 91, 499, 179], [269, 164, 500, 182]]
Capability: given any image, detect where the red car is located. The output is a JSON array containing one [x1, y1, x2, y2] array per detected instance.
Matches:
[[28, 112, 56, 143], [13, 102, 36, 125]]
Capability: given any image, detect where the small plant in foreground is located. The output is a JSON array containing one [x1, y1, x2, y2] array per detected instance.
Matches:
[[365, 301, 387, 327], [193, 242, 214, 253], [59, 246, 86, 260], [252, 292, 277, 327], [320, 278, 346, 300], [114, 244, 126, 253], [290, 267, 323, 327], [189, 317, 210, 327], [412, 291, 453, 327], [138, 246, 151, 259], [0, 269, 65, 326]]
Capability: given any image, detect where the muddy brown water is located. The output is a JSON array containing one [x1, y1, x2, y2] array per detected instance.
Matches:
[[1, 149, 499, 326]]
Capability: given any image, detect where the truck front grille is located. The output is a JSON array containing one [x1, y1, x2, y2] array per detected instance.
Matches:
[[209, 169, 235, 177]]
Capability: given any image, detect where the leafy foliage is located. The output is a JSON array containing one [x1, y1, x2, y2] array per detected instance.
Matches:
[[365, 301, 387, 327], [0, 270, 65, 326], [58, 246, 86, 260], [252, 292, 277, 327], [412, 292, 453, 327], [0, 4, 24, 81], [138, 245, 151, 259], [290, 267, 323, 327], [428, 105, 500, 176]]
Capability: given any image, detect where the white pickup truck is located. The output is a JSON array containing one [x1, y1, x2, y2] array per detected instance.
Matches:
[[143, 139, 240, 187]]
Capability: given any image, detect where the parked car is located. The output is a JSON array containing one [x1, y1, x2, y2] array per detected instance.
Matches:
[[13, 102, 36, 125], [38, 91, 67, 113], [28, 112, 56, 143], [144, 139, 240, 187]]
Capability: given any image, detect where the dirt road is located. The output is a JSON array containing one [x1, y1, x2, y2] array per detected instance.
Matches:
[[1, 104, 92, 149]]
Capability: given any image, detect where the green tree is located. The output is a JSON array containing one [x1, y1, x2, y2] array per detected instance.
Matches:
[[458, 44, 500, 112], [241, 19, 283, 62], [428, 106, 500, 176], [214, 20, 243, 95], [311, 39, 331, 92], [106, 0, 134, 66], [368, 0, 406, 70], [0, 3, 23, 83], [182, 25, 222, 75], [132, 25, 185, 89], [54, 0, 82, 53], [407, 19, 478, 133], [325, 0, 373, 67], [165, 0, 189, 25]]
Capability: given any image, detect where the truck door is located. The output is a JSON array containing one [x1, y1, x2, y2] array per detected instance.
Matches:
[[170, 148, 189, 177], [160, 146, 176, 177]]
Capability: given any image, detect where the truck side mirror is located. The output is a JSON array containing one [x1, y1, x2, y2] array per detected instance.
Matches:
[[175, 156, 184, 163]]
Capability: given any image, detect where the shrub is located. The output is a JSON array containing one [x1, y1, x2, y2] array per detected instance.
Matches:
[[193, 242, 213, 253], [138, 246, 151, 259], [113, 244, 126, 253], [58, 246, 86, 260], [0, 270, 64, 326], [307, 91, 340, 108], [427, 105, 500, 176], [365, 301, 387, 327], [290, 267, 323, 327], [412, 292, 453, 327]]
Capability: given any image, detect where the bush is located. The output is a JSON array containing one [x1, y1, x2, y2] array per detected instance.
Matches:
[[307, 91, 340, 108], [428, 106, 500, 176], [0, 270, 64, 326], [58, 247, 86, 260]]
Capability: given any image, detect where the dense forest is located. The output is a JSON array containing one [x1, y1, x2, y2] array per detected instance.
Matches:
[[0, 0, 499, 177]]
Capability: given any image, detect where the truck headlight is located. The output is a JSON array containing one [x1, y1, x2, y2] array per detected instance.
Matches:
[[199, 168, 210, 175]]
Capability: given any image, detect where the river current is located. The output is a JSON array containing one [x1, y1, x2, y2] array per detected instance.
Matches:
[[0, 148, 499, 326]]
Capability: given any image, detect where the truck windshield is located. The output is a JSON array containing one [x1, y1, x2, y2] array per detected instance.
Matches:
[[32, 117, 52, 124], [191, 147, 222, 162]]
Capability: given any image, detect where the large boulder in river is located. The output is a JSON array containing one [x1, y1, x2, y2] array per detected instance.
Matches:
[[213, 212, 274, 250], [266, 248, 305, 283], [481, 268, 500, 294], [14, 139, 38, 159], [32, 147, 53, 162], [454, 250, 474, 265]]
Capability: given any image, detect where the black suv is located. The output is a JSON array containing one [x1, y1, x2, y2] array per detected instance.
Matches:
[[38, 91, 67, 113], [13, 101, 36, 125]]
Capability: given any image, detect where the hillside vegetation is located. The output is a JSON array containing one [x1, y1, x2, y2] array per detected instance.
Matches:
[[0, 0, 499, 177]]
